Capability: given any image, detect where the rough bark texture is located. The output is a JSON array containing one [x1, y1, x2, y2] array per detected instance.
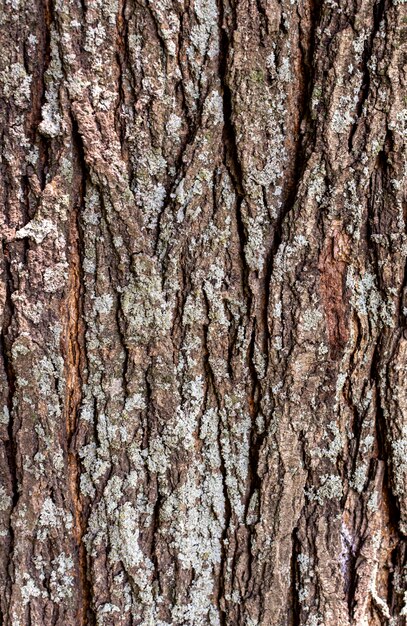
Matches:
[[0, 0, 407, 624]]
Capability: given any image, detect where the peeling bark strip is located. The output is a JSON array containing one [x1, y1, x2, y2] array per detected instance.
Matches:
[[0, 0, 407, 624]]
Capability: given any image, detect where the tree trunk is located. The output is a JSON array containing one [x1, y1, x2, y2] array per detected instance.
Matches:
[[0, 0, 406, 624]]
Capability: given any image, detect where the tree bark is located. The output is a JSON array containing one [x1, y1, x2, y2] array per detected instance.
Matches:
[[0, 0, 406, 624]]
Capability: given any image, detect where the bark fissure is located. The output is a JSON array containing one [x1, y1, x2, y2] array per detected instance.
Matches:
[[65, 117, 90, 626]]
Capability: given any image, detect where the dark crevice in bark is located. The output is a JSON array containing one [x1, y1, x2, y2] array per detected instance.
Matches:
[[34, 0, 54, 191], [245, 326, 266, 523], [401, 255, 407, 334], [255, 0, 270, 37], [344, 514, 360, 618], [366, 130, 405, 554], [1, 229, 19, 616], [288, 528, 301, 626], [367, 160, 383, 289], [0, 240, 18, 442], [115, 298, 131, 405], [115, 0, 131, 172], [201, 294, 222, 414], [175, 10, 190, 119], [149, 485, 162, 591], [20, 174, 33, 231], [225, 312, 240, 380], [370, 342, 403, 537], [67, 116, 95, 626], [388, 540, 407, 617], [218, 12, 247, 285], [168, 244, 192, 364], [348, 0, 387, 152], [346, 383, 364, 474], [247, 325, 261, 419], [212, 440, 234, 622], [0, 243, 18, 504], [143, 364, 154, 452], [29, 0, 52, 134], [0, 328, 17, 517], [370, 130, 400, 295]]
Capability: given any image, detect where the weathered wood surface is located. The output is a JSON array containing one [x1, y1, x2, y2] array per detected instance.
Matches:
[[0, 0, 406, 624]]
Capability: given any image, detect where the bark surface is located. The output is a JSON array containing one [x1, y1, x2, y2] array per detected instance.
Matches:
[[0, 0, 407, 624]]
